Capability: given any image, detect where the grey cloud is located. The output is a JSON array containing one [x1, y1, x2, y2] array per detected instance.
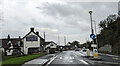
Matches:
[[1, 1, 118, 44], [39, 2, 86, 18]]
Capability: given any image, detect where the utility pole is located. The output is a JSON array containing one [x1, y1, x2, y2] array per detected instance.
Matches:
[[58, 34, 60, 45], [93, 20, 98, 51], [64, 36, 66, 45], [44, 32, 45, 42], [43, 32, 46, 52]]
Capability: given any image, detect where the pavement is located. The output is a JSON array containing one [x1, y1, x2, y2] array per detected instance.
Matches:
[[98, 53, 120, 65], [21, 50, 120, 66], [22, 54, 56, 66]]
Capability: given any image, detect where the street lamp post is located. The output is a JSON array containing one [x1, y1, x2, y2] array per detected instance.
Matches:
[[89, 11, 99, 59], [89, 10, 95, 49], [89, 10, 94, 34]]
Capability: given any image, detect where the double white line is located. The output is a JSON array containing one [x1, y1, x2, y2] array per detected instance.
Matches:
[[46, 55, 58, 66]]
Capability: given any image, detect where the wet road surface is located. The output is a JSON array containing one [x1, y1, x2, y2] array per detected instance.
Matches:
[[48, 50, 90, 66]]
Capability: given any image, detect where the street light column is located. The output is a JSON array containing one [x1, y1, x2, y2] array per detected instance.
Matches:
[[89, 11, 94, 34], [89, 10, 95, 49], [89, 11, 99, 59]]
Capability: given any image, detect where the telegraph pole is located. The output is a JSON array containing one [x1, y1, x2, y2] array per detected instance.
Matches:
[[44, 32, 45, 42], [58, 34, 60, 45], [64, 36, 66, 45], [43, 32, 46, 52], [93, 20, 98, 51]]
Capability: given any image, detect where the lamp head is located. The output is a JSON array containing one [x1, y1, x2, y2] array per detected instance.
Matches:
[[89, 10, 92, 14]]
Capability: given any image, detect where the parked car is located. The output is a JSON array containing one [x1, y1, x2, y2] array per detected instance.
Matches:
[[82, 49, 86, 52], [82, 47, 86, 52], [75, 48, 79, 51]]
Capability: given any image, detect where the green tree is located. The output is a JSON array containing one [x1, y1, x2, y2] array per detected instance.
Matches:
[[71, 40, 80, 47], [98, 14, 120, 54]]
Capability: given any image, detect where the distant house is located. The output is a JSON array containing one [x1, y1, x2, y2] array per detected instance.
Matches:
[[45, 41, 57, 54], [22, 27, 45, 54], [0, 35, 23, 56]]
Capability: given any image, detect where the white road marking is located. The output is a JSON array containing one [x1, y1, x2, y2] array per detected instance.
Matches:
[[72, 57, 75, 59], [60, 57, 62, 59], [60, 57, 74, 59], [77, 52, 85, 56], [79, 60, 89, 65], [69, 61, 73, 63], [113, 57, 118, 60], [46, 55, 58, 66]]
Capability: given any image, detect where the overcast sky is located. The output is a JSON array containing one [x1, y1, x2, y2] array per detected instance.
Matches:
[[0, 0, 119, 45]]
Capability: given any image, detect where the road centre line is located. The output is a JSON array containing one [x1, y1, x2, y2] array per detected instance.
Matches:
[[79, 60, 89, 65], [46, 55, 58, 66], [77, 52, 85, 56]]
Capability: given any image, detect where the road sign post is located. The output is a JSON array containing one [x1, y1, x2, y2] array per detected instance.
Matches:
[[90, 34, 99, 59], [91, 44, 97, 48]]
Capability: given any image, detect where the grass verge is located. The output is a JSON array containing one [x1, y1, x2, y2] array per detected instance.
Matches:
[[1, 53, 45, 66]]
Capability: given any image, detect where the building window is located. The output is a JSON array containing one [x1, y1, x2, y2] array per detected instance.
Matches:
[[8, 43, 11, 47], [50, 44, 53, 46], [26, 35, 38, 41], [20, 41, 23, 47]]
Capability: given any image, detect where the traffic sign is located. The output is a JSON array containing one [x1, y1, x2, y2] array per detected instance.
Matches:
[[91, 44, 97, 47], [90, 34, 96, 39], [94, 49, 98, 53], [93, 49, 98, 53], [93, 49, 98, 58]]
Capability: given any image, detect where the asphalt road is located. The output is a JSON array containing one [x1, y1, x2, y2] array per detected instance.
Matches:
[[22, 50, 120, 66], [47, 50, 120, 66], [48, 50, 90, 66]]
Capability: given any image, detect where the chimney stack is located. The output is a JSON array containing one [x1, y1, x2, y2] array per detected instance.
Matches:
[[30, 27, 34, 32], [7, 34, 10, 40], [36, 31, 39, 35], [19, 36, 21, 39], [44, 32, 45, 42]]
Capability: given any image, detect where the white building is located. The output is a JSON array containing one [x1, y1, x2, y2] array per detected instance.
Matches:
[[22, 28, 45, 54], [45, 41, 57, 54]]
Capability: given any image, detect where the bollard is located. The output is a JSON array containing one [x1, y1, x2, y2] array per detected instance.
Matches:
[[87, 49, 90, 57]]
